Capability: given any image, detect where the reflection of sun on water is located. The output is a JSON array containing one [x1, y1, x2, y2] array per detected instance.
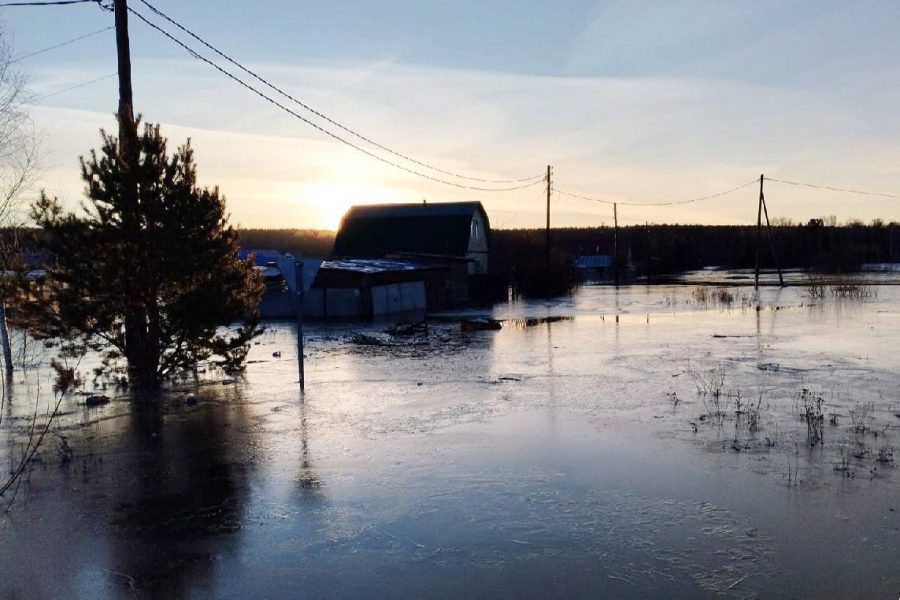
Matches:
[[301, 183, 401, 230]]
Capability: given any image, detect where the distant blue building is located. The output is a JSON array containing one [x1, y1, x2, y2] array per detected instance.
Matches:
[[238, 249, 292, 267], [239, 249, 298, 318], [574, 255, 614, 281]]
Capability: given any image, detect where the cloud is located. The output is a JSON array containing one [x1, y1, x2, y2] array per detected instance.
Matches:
[[24, 42, 900, 229]]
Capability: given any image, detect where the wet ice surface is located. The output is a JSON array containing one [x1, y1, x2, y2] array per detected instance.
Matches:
[[1, 280, 899, 599]]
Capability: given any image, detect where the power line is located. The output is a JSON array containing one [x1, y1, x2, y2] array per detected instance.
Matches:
[[31, 71, 117, 101], [552, 179, 758, 207], [764, 176, 898, 199], [133, 0, 543, 185], [6, 26, 112, 63], [0, 0, 98, 6], [128, 6, 543, 193]]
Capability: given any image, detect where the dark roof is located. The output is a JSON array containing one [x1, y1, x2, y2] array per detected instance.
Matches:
[[333, 202, 489, 258]]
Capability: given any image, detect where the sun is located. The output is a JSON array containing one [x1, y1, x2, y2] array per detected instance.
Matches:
[[301, 182, 401, 230]]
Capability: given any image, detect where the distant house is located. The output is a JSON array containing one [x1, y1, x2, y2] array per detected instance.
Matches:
[[333, 201, 491, 275], [574, 255, 614, 281]]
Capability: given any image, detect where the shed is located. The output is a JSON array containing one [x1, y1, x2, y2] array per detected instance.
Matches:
[[333, 202, 491, 275]]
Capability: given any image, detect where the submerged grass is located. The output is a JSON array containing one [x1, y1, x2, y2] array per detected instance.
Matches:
[[692, 286, 735, 308], [803, 274, 877, 301]]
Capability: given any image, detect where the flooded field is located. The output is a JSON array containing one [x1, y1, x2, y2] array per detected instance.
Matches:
[[1, 277, 899, 598]]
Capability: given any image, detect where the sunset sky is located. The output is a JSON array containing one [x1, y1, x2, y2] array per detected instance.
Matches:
[[4, 0, 900, 229]]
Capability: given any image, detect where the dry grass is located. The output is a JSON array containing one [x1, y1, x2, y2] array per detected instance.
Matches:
[[804, 274, 876, 300], [692, 286, 735, 307]]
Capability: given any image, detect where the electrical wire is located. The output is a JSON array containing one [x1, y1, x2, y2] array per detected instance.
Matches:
[[128, 7, 543, 192], [31, 71, 117, 101], [764, 176, 898, 199], [0, 0, 98, 6], [134, 0, 543, 185], [551, 179, 758, 207], [5, 26, 112, 63]]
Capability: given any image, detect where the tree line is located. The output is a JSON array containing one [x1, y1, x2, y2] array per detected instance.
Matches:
[[493, 221, 899, 278]]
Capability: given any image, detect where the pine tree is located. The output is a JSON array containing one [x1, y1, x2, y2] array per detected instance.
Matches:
[[26, 121, 263, 391]]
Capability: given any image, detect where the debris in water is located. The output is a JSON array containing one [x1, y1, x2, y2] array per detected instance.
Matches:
[[84, 394, 110, 407], [507, 316, 573, 328], [56, 436, 73, 464], [348, 333, 389, 346], [385, 321, 428, 336], [461, 318, 502, 331]]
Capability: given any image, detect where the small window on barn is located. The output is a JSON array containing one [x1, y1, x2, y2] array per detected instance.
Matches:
[[471, 218, 479, 240]]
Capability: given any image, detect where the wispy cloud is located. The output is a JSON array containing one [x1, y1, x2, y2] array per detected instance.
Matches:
[[23, 17, 900, 229]]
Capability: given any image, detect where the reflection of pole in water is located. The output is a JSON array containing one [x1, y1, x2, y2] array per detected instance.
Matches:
[[769, 287, 784, 337], [546, 320, 556, 431], [755, 303, 762, 357], [614, 285, 621, 349], [1, 374, 11, 422], [299, 393, 309, 470], [294, 261, 305, 391], [295, 394, 324, 494]]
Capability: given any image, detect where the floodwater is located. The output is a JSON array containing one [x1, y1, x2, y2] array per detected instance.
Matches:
[[1, 276, 899, 599]]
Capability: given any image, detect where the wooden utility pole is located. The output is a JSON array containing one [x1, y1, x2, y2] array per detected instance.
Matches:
[[613, 202, 619, 286], [761, 191, 785, 287], [545, 165, 551, 271], [114, 0, 136, 151], [755, 174, 763, 289], [114, 0, 148, 385], [754, 175, 785, 289]]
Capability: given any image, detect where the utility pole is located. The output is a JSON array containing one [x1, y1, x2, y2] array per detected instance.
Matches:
[[755, 174, 763, 290], [613, 202, 619, 286], [761, 189, 785, 287], [115, 0, 136, 153], [114, 0, 148, 385], [545, 165, 551, 272], [754, 175, 785, 289]]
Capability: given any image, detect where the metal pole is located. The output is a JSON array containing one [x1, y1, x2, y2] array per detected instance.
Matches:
[[295, 260, 305, 390]]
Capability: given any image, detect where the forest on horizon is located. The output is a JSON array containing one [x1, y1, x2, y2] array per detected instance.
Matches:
[[237, 220, 898, 276]]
